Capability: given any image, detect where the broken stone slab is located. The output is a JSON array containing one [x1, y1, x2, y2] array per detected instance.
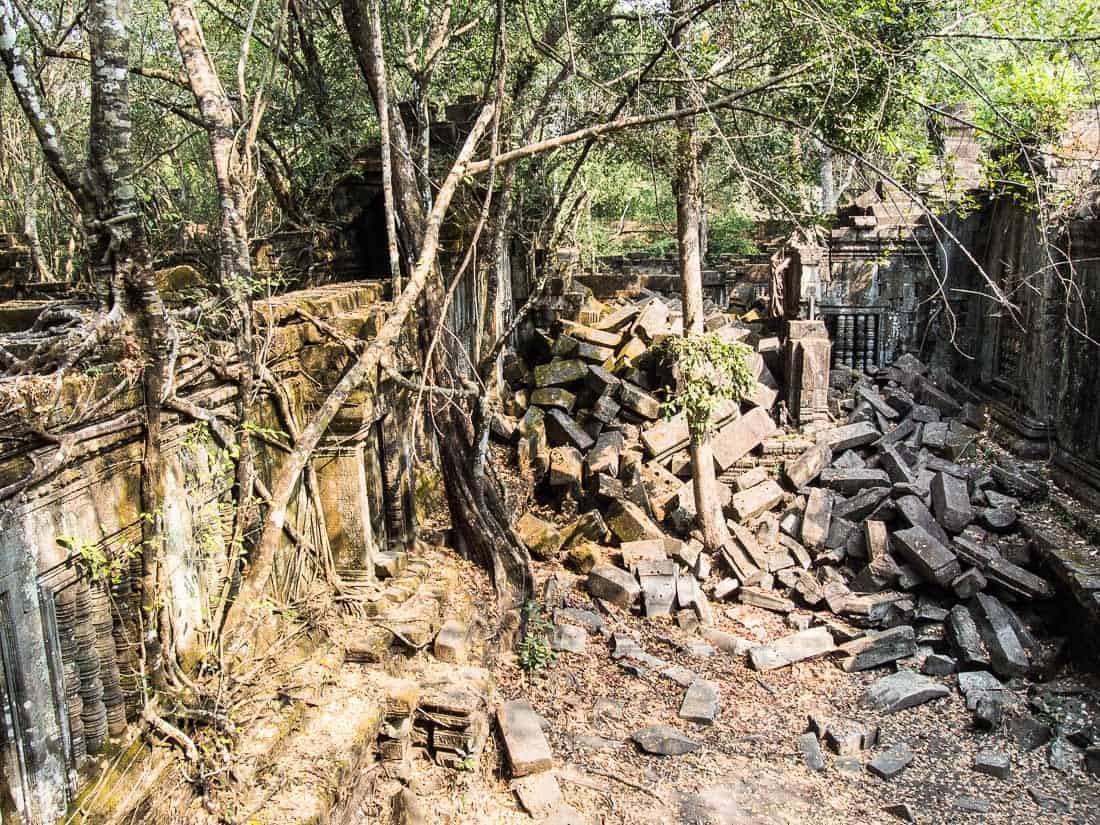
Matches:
[[952, 796, 991, 814], [550, 624, 587, 653], [728, 480, 785, 521], [515, 511, 564, 561], [947, 605, 992, 671], [531, 387, 577, 413], [562, 320, 623, 349], [534, 359, 589, 388], [679, 680, 721, 725], [820, 468, 891, 496], [837, 626, 918, 672], [785, 443, 833, 488], [991, 464, 1047, 501], [511, 772, 563, 818], [867, 744, 914, 780], [832, 487, 890, 523], [618, 381, 661, 419], [973, 750, 1011, 780], [863, 520, 890, 561], [545, 408, 595, 451], [857, 385, 901, 421], [693, 589, 715, 627], [549, 445, 584, 489], [676, 573, 698, 610], [879, 445, 918, 486], [797, 732, 826, 771], [891, 525, 961, 587], [712, 407, 778, 472], [498, 699, 554, 776], [632, 299, 671, 342], [983, 557, 1053, 600], [748, 626, 835, 671], [952, 535, 1000, 570], [978, 507, 1017, 533], [740, 586, 795, 614], [606, 499, 664, 543], [793, 491, 827, 552], [554, 608, 605, 635], [586, 566, 641, 608], [951, 568, 987, 600], [586, 430, 624, 477], [701, 627, 754, 656], [896, 495, 953, 547], [865, 671, 950, 713], [921, 653, 956, 676], [640, 572, 676, 618], [434, 620, 470, 664], [973, 593, 1029, 679], [931, 472, 973, 534], [817, 421, 880, 451], [609, 633, 642, 660], [735, 466, 769, 491], [620, 540, 666, 571], [632, 724, 699, 756]]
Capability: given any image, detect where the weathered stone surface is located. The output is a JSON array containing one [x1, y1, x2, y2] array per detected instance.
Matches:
[[498, 700, 554, 776], [863, 520, 890, 561], [640, 572, 676, 618], [729, 480, 785, 521], [586, 364, 621, 396], [785, 443, 833, 488], [978, 506, 1017, 533], [534, 359, 588, 387], [921, 653, 956, 676], [586, 566, 641, 607], [515, 512, 564, 559], [991, 464, 1047, 501], [931, 472, 973, 534], [510, 772, 562, 818], [586, 430, 624, 477], [618, 381, 661, 419], [748, 627, 835, 671], [883, 803, 916, 823], [549, 446, 584, 488], [798, 732, 826, 772], [867, 744, 914, 779], [837, 626, 917, 672], [632, 299, 671, 341], [563, 320, 623, 349], [801, 488, 832, 551], [984, 557, 1053, 600], [951, 568, 986, 600], [434, 619, 470, 663], [896, 495, 952, 547], [712, 407, 777, 471], [879, 445, 918, 485], [607, 500, 663, 543], [952, 796, 990, 814], [531, 387, 577, 412], [702, 627, 753, 656], [735, 466, 769, 492], [740, 587, 795, 614], [973, 593, 1029, 678], [866, 671, 950, 713], [892, 526, 961, 586], [973, 750, 1011, 779], [820, 468, 891, 495], [631, 724, 699, 756], [1010, 714, 1053, 751], [679, 680, 720, 725], [550, 624, 587, 653], [545, 408, 595, 451], [818, 421, 880, 451], [833, 487, 890, 522], [947, 605, 992, 670]]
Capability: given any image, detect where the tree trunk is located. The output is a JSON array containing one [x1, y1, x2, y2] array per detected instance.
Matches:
[[673, 0, 726, 554]]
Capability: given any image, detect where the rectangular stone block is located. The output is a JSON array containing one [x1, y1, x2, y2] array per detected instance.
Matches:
[[785, 443, 833, 489], [817, 421, 879, 451], [748, 627, 835, 671], [931, 471, 973, 534], [544, 408, 595, 451], [498, 700, 554, 776], [892, 525, 961, 586], [820, 468, 891, 496], [712, 407, 777, 472], [534, 359, 588, 387], [728, 480, 784, 521]]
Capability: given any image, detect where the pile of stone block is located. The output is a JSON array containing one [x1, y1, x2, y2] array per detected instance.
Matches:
[[377, 682, 490, 769], [504, 299, 1063, 731], [498, 289, 784, 578]]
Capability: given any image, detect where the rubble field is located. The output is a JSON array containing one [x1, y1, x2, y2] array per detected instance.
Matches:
[[472, 288, 1100, 823]]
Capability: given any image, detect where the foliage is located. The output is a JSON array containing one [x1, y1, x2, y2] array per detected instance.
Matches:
[[659, 334, 756, 439], [57, 534, 136, 585], [706, 207, 759, 259], [517, 601, 556, 674]]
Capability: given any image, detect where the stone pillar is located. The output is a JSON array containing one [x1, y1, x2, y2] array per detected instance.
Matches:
[[784, 319, 831, 427], [312, 440, 377, 575]]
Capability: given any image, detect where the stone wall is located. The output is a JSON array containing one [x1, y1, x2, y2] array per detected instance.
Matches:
[[0, 282, 419, 824]]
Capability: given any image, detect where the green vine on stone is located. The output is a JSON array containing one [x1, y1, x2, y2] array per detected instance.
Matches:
[[658, 333, 755, 439], [58, 535, 136, 585]]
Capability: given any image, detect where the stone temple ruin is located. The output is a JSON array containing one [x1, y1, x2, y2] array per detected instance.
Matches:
[[0, 105, 1099, 824]]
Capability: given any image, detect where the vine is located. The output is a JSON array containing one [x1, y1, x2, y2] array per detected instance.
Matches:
[[658, 333, 756, 439]]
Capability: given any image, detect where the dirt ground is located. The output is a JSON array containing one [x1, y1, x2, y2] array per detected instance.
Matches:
[[389, 549, 1100, 825]]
